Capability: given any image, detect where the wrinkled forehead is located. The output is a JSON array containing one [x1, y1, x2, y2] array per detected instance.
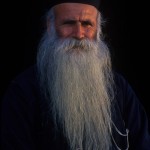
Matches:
[[54, 3, 98, 21]]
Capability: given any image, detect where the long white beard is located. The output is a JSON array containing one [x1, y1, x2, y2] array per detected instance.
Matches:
[[37, 21, 114, 150]]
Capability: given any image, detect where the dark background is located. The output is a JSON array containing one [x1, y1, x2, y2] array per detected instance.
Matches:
[[1, 1, 150, 120]]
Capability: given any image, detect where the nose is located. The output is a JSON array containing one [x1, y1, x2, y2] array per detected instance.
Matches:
[[73, 23, 84, 40]]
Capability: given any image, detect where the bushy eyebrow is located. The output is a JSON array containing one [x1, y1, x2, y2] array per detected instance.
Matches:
[[62, 19, 94, 26], [62, 20, 76, 24]]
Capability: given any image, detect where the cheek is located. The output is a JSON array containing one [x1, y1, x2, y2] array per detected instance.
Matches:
[[86, 29, 97, 40], [56, 27, 73, 38]]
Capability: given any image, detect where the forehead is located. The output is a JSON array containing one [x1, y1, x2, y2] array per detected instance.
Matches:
[[54, 3, 98, 21]]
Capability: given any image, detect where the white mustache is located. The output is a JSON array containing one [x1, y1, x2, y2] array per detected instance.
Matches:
[[54, 38, 98, 54]]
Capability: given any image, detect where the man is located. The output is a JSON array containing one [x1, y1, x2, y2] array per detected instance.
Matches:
[[1, 0, 150, 150]]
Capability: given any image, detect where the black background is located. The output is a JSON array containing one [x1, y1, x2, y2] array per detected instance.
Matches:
[[1, 1, 150, 120]]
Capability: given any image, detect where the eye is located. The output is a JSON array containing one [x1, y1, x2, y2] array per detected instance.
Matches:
[[82, 21, 93, 27]]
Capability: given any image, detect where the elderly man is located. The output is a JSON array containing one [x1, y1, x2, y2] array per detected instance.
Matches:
[[1, 0, 150, 150]]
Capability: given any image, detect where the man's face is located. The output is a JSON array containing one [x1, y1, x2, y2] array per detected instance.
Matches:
[[53, 3, 98, 40]]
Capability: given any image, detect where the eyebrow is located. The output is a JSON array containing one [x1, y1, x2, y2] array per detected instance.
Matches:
[[62, 19, 94, 26], [62, 19, 77, 24]]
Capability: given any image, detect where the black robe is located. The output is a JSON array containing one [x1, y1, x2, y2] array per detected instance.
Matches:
[[1, 65, 150, 150]]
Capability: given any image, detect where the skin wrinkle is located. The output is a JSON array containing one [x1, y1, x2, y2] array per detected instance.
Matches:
[[53, 3, 98, 40]]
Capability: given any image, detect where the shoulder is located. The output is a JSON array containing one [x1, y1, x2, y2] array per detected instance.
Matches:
[[1, 65, 42, 150], [13, 65, 38, 87], [10, 65, 39, 94], [112, 72, 150, 149], [113, 71, 131, 91], [113, 71, 138, 101], [2, 65, 41, 107], [112, 71, 142, 119]]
